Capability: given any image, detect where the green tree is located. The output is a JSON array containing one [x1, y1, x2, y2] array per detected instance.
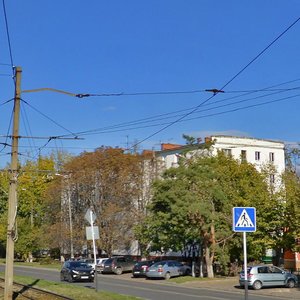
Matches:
[[16, 156, 56, 260], [139, 151, 272, 277], [279, 169, 300, 253]]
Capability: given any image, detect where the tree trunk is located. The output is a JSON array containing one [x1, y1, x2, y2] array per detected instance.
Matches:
[[204, 245, 214, 278]]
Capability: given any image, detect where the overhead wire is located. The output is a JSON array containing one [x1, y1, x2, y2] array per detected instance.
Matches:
[[20, 103, 37, 158], [126, 16, 300, 150], [55, 92, 300, 137], [56, 80, 300, 138], [20, 98, 78, 138], [0, 97, 13, 106], [0, 105, 13, 154], [2, 0, 14, 75]]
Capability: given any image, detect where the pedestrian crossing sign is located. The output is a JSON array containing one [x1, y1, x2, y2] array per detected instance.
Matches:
[[233, 207, 256, 232]]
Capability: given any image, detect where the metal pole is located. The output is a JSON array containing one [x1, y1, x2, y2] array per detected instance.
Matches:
[[90, 210, 98, 291], [67, 179, 74, 259], [243, 231, 248, 300], [4, 67, 22, 300]]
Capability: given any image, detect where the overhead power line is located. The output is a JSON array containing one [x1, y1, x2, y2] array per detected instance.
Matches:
[[55, 80, 300, 138], [55, 91, 300, 137], [2, 0, 14, 73], [21, 99, 79, 138], [126, 15, 300, 150]]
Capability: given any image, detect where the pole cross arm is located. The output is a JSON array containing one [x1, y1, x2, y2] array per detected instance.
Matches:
[[22, 87, 78, 97]]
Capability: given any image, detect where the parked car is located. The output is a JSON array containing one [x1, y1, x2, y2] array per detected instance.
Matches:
[[132, 260, 157, 278], [79, 258, 96, 270], [146, 260, 191, 280], [96, 257, 109, 273], [60, 261, 94, 282], [102, 256, 136, 275], [239, 265, 298, 290]]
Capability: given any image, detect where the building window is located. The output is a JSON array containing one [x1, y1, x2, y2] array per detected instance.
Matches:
[[269, 152, 275, 163], [255, 151, 260, 161], [223, 149, 232, 156], [241, 150, 247, 162], [270, 174, 275, 184]]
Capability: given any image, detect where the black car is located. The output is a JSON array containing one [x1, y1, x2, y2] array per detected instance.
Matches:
[[132, 260, 157, 278], [102, 256, 136, 275], [60, 261, 94, 282]]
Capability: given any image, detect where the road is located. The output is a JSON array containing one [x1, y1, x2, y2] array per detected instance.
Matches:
[[0, 265, 299, 300]]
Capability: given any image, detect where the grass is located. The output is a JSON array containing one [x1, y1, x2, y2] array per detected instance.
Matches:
[[0, 259, 61, 270], [0, 273, 141, 300]]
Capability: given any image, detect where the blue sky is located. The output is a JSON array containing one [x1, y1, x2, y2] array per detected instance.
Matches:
[[0, 1, 300, 166]]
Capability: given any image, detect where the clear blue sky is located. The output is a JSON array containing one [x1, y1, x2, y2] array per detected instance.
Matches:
[[0, 1, 300, 166]]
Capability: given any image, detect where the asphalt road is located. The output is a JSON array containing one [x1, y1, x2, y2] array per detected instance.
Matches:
[[0, 265, 299, 300]]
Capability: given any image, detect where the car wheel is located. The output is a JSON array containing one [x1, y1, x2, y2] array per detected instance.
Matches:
[[165, 272, 171, 280], [252, 280, 262, 290], [115, 267, 123, 275], [68, 274, 73, 283], [286, 279, 296, 288]]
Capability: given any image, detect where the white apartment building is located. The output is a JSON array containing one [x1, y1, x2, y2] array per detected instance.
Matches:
[[155, 136, 285, 183]]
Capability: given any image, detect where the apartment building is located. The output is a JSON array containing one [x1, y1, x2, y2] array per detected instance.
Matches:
[[155, 136, 285, 185]]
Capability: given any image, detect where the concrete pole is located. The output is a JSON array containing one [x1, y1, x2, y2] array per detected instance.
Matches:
[[4, 67, 22, 300], [67, 180, 74, 259]]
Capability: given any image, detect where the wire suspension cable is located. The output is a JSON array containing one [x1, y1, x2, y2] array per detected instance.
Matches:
[[2, 0, 14, 71], [21, 99, 78, 138], [128, 16, 300, 150]]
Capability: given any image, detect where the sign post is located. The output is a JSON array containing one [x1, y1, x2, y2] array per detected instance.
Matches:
[[233, 207, 256, 300], [85, 208, 99, 292]]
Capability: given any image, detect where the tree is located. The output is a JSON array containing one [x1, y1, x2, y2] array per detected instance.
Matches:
[[278, 169, 300, 253], [15, 156, 56, 260], [140, 151, 272, 277], [45, 147, 145, 257]]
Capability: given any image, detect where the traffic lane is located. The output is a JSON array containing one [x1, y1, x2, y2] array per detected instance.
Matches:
[[1, 266, 298, 300], [101, 272, 300, 300]]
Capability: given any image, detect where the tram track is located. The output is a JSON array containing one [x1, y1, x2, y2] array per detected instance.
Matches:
[[0, 277, 73, 300]]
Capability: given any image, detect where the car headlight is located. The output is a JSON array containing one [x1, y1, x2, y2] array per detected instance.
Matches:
[[72, 270, 79, 274]]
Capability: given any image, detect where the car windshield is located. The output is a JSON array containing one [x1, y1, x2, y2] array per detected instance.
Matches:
[[70, 262, 90, 268], [151, 261, 166, 267], [240, 267, 252, 274], [104, 258, 113, 264], [136, 261, 151, 266]]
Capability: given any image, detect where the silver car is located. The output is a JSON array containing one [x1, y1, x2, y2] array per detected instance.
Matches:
[[239, 265, 298, 290], [146, 260, 191, 280]]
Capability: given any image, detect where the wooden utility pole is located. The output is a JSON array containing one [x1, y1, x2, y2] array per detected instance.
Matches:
[[4, 66, 22, 300]]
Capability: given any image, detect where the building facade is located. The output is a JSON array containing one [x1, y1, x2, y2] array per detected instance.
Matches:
[[156, 136, 285, 187]]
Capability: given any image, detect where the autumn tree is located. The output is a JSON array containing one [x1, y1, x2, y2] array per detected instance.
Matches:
[[0, 169, 9, 256], [14, 156, 56, 260], [47, 147, 146, 257]]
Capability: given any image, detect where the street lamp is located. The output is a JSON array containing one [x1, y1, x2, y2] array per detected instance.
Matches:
[[55, 173, 74, 259]]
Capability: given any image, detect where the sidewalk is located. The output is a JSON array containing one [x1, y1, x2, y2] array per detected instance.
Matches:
[[180, 276, 300, 299]]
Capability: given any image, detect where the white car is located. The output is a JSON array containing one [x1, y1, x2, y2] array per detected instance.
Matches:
[[96, 258, 109, 273], [239, 265, 298, 290]]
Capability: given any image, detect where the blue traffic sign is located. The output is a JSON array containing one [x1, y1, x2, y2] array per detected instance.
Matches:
[[233, 207, 256, 232]]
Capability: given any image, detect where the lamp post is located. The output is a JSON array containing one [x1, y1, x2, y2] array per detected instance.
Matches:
[[56, 173, 74, 259]]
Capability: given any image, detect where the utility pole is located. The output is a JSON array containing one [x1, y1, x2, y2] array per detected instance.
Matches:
[[4, 66, 22, 300]]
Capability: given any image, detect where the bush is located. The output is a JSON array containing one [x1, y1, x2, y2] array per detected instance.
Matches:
[[38, 257, 54, 265]]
